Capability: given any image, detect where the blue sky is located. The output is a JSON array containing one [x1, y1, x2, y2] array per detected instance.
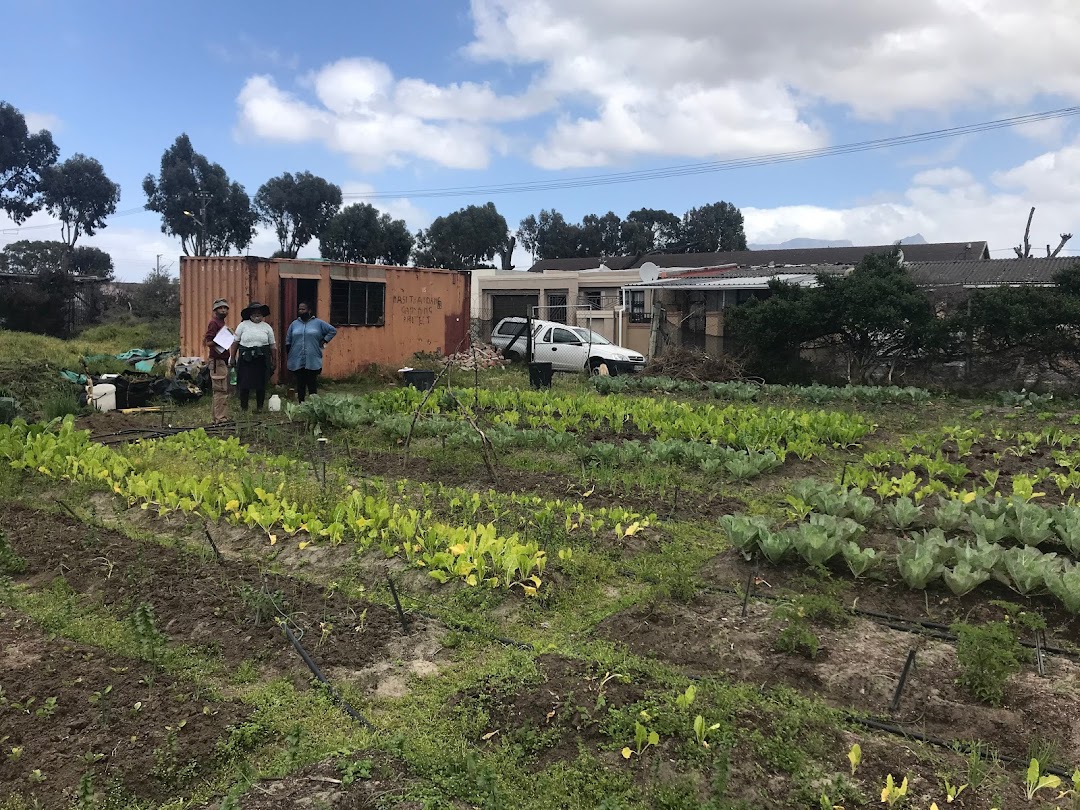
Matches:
[[4, 0, 1080, 279]]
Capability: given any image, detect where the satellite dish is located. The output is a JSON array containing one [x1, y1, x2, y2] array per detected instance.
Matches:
[[638, 261, 661, 283]]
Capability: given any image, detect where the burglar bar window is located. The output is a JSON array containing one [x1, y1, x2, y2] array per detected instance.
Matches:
[[330, 280, 385, 326], [628, 290, 649, 322]]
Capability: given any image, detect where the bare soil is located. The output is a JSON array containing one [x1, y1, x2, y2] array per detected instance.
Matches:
[[0, 612, 249, 808], [202, 752, 418, 810], [1, 505, 443, 688], [700, 548, 1080, 648], [595, 589, 1080, 765]]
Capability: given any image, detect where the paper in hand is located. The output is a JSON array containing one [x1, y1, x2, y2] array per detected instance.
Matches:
[[213, 327, 235, 352]]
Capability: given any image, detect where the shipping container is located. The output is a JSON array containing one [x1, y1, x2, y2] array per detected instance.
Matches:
[[180, 256, 471, 378]]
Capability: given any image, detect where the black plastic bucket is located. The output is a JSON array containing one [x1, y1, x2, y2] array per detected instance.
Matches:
[[528, 362, 553, 389], [402, 369, 437, 390]]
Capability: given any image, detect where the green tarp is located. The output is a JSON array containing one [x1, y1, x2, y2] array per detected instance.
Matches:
[[59, 348, 177, 384]]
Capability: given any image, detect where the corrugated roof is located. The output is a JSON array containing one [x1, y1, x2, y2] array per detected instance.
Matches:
[[656, 263, 852, 280], [630, 273, 824, 290], [526, 241, 989, 272], [631, 242, 989, 269], [906, 257, 1079, 286]]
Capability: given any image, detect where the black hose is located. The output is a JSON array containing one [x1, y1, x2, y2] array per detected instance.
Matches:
[[845, 714, 1072, 778], [684, 580, 1080, 662], [888, 649, 917, 712], [280, 621, 372, 728]]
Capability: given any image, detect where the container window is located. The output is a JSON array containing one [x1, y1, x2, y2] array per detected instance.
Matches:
[[330, 280, 385, 326]]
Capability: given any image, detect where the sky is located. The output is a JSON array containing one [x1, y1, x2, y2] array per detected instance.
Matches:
[[3, 0, 1080, 280]]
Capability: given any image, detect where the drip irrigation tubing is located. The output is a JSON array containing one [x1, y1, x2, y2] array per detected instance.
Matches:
[[616, 569, 1080, 662], [844, 714, 1072, 779], [281, 621, 371, 728], [714, 581, 1080, 661]]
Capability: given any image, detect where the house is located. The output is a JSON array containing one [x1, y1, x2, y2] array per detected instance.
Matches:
[[621, 255, 1080, 356], [623, 264, 851, 355], [179, 256, 471, 378], [476, 265, 660, 356]]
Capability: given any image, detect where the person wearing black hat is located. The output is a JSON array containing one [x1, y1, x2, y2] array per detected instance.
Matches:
[[229, 302, 276, 412], [203, 298, 232, 423]]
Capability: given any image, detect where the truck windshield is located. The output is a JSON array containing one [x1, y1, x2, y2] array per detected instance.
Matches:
[[571, 328, 611, 345]]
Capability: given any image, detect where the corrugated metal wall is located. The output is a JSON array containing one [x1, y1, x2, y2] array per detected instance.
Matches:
[[180, 257, 471, 378], [180, 256, 265, 359]]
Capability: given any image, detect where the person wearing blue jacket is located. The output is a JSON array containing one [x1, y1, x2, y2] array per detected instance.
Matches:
[[285, 302, 337, 402]]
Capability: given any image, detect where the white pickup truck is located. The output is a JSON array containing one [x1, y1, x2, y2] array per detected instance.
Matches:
[[491, 317, 645, 375]]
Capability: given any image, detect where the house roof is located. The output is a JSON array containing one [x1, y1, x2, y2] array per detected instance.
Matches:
[[526, 256, 638, 273], [905, 257, 1079, 287], [630, 272, 826, 291], [629, 242, 989, 269], [525, 241, 990, 273]]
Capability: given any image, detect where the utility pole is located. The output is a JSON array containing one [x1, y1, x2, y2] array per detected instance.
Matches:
[[196, 190, 211, 255], [155, 254, 162, 274]]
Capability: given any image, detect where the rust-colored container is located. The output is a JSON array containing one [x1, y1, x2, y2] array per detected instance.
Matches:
[[180, 256, 471, 378]]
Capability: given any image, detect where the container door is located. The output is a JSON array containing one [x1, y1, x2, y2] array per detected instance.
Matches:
[[279, 279, 298, 377]]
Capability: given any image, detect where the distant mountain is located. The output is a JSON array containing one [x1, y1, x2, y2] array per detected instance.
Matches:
[[748, 238, 854, 250], [748, 234, 929, 250]]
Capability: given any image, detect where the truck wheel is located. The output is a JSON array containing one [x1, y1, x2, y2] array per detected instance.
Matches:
[[503, 349, 524, 362]]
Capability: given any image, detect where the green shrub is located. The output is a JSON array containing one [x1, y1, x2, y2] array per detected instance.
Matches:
[[951, 621, 1022, 706]]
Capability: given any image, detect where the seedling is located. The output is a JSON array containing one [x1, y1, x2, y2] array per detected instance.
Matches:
[[847, 743, 861, 776], [692, 714, 721, 748], [28, 769, 46, 783], [77, 771, 95, 810], [620, 721, 659, 760], [880, 774, 908, 807], [675, 685, 696, 711], [1024, 758, 1061, 801], [130, 603, 165, 664], [942, 776, 967, 803], [89, 685, 113, 726], [8, 746, 23, 761], [34, 696, 58, 718], [338, 758, 374, 786]]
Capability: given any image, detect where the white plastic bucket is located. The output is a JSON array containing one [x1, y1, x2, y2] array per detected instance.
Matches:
[[91, 383, 117, 413], [268, 394, 282, 412]]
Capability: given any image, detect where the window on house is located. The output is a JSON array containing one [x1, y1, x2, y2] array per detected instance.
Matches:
[[547, 293, 568, 323], [330, 280, 385, 326], [628, 290, 649, 323], [582, 290, 602, 310]]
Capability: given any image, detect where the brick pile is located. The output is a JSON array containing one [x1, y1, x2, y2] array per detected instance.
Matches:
[[446, 343, 509, 371]]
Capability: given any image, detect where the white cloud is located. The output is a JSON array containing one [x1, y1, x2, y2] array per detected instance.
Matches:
[[0, 209, 179, 282], [532, 82, 825, 168], [743, 137, 1080, 253], [464, 0, 1080, 167], [235, 57, 540, 170], [22, 111, 62, 134]]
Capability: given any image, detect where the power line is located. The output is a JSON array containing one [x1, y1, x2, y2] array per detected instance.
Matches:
[[0, 206, 147, 235], [345, 106, 1080, 200], [4, 105, 1079, 244]]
